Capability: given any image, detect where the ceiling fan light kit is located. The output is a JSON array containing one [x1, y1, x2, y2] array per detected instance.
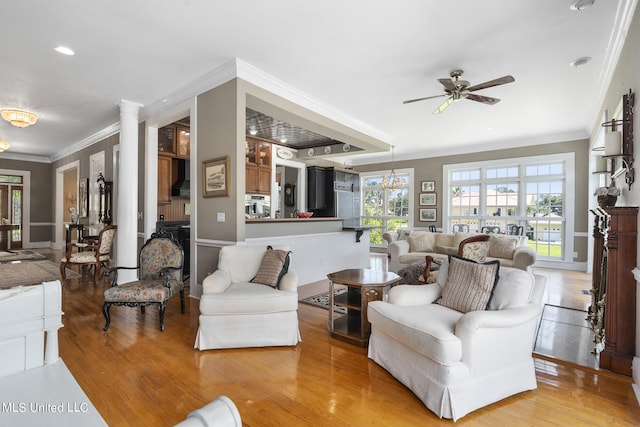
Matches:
[[404, 69, 515, 114], [1, 108, 39, 128]]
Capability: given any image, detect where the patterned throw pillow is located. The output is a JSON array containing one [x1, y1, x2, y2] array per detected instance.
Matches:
[[438, 255, 500, 313], [251, 246, 291, 288], [460, 241, 491, 262]]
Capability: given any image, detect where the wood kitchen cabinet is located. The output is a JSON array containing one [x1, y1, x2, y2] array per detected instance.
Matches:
[[176, 125, 190, 159], [159, 125, 190, 159], [157, 156, 172, 204], [245, 138, 271, 194], [158, 126, 176, 156]]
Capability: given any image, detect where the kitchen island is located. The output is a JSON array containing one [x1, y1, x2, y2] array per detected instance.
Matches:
[[245, 217, 370, 285]]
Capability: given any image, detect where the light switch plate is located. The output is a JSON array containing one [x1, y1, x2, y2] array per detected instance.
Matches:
[[217, 212, 225, 222]]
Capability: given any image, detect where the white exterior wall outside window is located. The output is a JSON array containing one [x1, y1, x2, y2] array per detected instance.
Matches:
[[360, 169, 413, 246], [443, 153, 575, 264]]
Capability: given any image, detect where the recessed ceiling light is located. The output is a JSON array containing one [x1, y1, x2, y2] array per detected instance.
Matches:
[[570, 56, 592, 68], [54, 46, 75, 56], [569, 0, 596, 11]]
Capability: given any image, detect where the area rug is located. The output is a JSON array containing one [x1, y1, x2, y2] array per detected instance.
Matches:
[[0, 250, 47, 263], [299, 287, 348, 314], [0, 260, 81, 289]]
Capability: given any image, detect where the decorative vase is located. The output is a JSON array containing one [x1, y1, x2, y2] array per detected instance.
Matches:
[[597, 195, 617, 208]]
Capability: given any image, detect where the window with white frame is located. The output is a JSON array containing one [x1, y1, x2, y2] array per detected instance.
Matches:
[[444, 154, 575, 261], [360, 169, 413, 246]]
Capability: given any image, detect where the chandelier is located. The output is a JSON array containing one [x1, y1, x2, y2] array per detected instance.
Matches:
[[381, 145, 406, 189], [0, 140, 10, 152], [1, 108, 39, 128]]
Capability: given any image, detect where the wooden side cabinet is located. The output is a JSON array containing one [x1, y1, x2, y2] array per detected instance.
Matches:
[[592, 206, 638, 375]]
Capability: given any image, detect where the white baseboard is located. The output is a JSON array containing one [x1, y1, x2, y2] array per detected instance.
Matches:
[[633, 357, 640, 406], [533, 260, 587, 271], [22, 241, 52, 249]]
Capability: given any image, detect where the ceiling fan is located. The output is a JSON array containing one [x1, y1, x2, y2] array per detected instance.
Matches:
[[403, 69, 515, 114]]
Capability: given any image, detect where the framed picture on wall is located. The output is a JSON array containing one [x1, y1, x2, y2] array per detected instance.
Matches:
[[419, 208, 437, 222], [202, 156, 230, 197], [419, 193, 436, 206], [78, 178, 89, 218], [421, 180, 435, 192]]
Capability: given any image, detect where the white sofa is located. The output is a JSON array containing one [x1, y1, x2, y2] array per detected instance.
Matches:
[[386, 230, 536, 273], [195, 245, 301, 350], [0, 281, 107, 426], [368, 257, 546, 421]]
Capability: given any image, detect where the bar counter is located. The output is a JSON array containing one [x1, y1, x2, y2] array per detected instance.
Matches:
[[245, 217, 345, 223]]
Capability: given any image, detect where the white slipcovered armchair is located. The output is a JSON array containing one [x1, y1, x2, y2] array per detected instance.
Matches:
[[194, 245, 301, 350], [367, 256, 545, 421]]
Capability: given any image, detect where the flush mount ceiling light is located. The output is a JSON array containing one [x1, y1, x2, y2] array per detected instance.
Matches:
[[1, 109, 39, 128], [54, 46, 75, 56], [570, 56, 592, 68], [570, 0, 596, 10], [0, 140, 11, 152]]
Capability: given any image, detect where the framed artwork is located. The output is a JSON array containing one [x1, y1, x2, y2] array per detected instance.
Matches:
[[78, 178, 89, 218], [202, 156, 230, 197], [419, 208, 437, 222], [421, 180, 435, 192], [419, 193, 436, 206]]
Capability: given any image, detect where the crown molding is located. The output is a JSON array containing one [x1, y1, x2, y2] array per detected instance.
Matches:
[[49, 58, 389, 163], [586, 0, 639, 128], [235, 59, 392, 144], [50, 122, 121, 162], [0, 152, 51, 163], [140, 59, 238, 122]]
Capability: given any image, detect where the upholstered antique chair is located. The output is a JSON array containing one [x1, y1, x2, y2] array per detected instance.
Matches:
[[102, 230, 185, 331], [195, 245, 301, 350], [368, 255, 546, 421], [60, 225, 117, 283]]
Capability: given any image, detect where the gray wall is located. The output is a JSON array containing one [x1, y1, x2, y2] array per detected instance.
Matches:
[[357, 138, 590, 262]]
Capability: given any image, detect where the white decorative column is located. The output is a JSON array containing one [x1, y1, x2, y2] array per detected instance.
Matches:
[[116, 100, 143, 283]]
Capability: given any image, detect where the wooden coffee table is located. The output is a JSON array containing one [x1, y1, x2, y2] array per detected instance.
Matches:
[[327, 268, 401, 347]]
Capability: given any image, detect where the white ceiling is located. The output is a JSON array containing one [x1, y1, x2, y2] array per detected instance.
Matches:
[[0, 0, 636, 164]]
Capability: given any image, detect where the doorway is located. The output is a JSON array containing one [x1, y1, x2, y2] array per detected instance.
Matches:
[[0, 175, 24, 249]]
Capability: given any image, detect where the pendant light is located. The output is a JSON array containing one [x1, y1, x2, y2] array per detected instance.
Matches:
[[381, 145, 406, 189]]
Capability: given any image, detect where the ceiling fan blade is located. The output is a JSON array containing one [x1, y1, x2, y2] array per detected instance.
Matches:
[[466, 75, 515, 92], [465, 93, 501, 105], [438, 78, 456, 91], [403, 94, 446, 104], [433, 97, 454, 114]]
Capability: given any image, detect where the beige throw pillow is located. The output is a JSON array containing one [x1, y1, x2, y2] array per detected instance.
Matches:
[[251, 247, 291, 288], [407, 231, 435, 252], [438, 255, 500, 313], [434, 233, 454, 248], [488, 236, 519, 259]]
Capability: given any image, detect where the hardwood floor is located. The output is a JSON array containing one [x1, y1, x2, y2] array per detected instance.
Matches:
[[37, 249, 640, 426]]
